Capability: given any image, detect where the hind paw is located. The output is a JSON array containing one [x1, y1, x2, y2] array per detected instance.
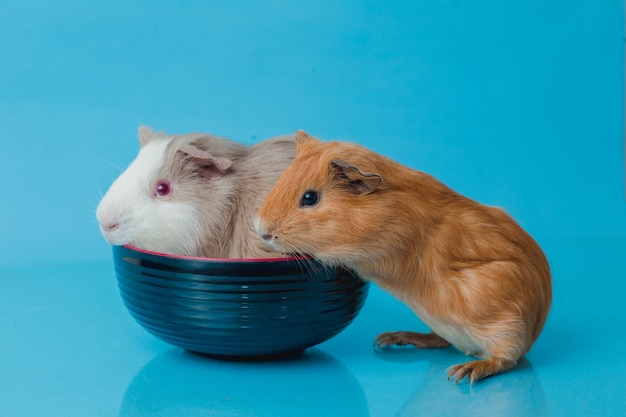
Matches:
[[447, 358, 516, 385]]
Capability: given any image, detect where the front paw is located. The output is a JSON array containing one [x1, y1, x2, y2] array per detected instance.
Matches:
[[374, 331, 407, 350], [374, 331, 451, 350]]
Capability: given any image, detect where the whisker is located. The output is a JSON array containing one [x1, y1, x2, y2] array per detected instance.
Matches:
[[94, 155, 127, 176], [280, 242, 314, 276], [83, 163, 108, 212], [292, 248, 322, 279]]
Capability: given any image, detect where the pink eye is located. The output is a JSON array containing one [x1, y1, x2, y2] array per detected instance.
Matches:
[[155, 180, 171, 197]]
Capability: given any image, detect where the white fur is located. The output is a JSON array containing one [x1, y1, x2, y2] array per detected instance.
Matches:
[[96, 138, 200, 255], [253, 218, 264, 240]]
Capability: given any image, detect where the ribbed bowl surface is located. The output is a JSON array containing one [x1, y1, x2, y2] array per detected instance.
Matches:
[[113, 245, 369, 358]]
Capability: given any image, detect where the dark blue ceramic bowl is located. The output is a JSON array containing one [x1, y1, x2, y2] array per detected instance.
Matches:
[[113, 245, 369, 359]]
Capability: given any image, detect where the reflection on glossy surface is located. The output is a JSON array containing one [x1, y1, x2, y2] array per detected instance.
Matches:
[[403, 360, 547, 417], [120, 348, 369, 417], [376, 349, 546, 417]]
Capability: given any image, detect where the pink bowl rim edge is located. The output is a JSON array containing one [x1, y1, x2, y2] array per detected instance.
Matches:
[[119, 244, 312, 263]]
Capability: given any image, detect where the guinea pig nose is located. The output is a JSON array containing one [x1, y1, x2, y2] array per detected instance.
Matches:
[[105, 222, 119, 232], [261, 233, 274, 242]]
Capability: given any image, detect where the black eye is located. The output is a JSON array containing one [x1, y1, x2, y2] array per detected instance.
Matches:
[[300, 190, 320, 207]]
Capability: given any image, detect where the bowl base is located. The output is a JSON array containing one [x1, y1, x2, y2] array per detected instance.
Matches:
[[188, 348, 307, 362]]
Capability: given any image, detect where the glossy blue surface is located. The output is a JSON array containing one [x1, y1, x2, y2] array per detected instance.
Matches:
[[1, 1, 625, 416], [2, 238, 626, 416]]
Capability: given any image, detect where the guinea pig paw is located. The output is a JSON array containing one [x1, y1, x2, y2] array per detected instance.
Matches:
[[373, 332, 396, 350], [447, 358, 512, 385], [374, 331, 417, 351], [374, 331, 451, 351], [447, 363, 479, 385]]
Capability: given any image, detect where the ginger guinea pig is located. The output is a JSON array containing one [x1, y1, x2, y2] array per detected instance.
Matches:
[[256, 131, 552, 384], [96, 126, 295, 258]]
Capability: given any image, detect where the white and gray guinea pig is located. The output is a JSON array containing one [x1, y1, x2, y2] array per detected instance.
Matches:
[[96, 126, 296, 258]]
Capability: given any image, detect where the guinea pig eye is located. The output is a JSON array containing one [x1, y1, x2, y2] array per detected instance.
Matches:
[[300, 190, 320, 207], [154, 180, 171, 197]]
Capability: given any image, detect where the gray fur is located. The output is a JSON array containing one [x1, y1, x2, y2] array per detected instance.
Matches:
[[161, 131, 296, 258]]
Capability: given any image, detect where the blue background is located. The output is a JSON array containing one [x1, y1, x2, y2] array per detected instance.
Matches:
[[1, 1, 624, 416]]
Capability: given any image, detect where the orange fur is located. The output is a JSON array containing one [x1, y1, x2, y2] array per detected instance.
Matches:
[[256, 131, 552, 384]]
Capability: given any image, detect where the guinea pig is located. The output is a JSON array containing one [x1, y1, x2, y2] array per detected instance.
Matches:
[[96, 126, 296, 258], [256, 131, 552, 384]]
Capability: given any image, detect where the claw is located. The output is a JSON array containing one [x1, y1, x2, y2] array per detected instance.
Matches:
[[373, 331, 399, 351], [447, 364, 471, 385], [447, 358, 515, 385], [448, 363, 478, 385]]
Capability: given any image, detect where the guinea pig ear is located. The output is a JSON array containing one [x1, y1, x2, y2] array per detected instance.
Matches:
[[329, 158, 382, 195], [178, 144, 233, 178], [138, 126, 158, 147], [295, 130, 319, 152]]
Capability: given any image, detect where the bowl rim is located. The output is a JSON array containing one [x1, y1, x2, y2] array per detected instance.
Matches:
[[120, 244, 312, 263]]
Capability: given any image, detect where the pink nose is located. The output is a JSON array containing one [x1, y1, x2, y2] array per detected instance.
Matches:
[[105, 222, 119, 232]]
